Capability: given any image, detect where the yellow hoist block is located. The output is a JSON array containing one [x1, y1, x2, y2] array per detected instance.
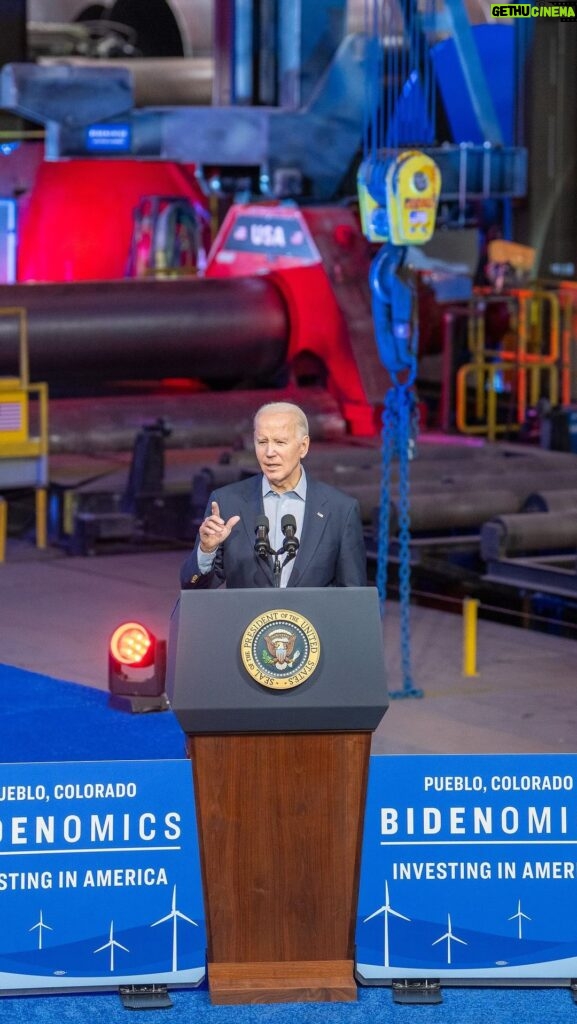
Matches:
[[385, 151, 441, 246]]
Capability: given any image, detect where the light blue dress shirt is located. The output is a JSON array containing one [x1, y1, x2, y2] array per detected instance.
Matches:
[[197, 469, 307, 586], [263, 469, 307, 587]]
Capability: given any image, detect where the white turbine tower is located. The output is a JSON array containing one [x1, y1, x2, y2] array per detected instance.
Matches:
[[363, 880, 411, 967], [151, 885, 198, 972], [509, 899, 531, 940], [29, 910, 53, 951], [94, 920, 129, 972], [432, 913, 467, 966]]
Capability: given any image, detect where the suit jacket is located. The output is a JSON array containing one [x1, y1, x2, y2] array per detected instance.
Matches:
[[180, 473, 367, 589]]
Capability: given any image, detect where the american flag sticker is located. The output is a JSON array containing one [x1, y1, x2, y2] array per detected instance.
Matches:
[[0, 400, 24, 433]]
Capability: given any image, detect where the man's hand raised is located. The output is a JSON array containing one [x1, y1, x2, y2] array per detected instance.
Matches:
[[198, 501, 240, 554]]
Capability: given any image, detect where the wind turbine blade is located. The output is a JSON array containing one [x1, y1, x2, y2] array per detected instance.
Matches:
[[363, 905, 386, 923], [93, 941, 110, 954], [151, 913, 173, 927], [113, 940, 130, 953], [174, 910, 198, 926], [432, 933, 449, 945], [452, 935, 468, 946], [388, 908, 411, 922]]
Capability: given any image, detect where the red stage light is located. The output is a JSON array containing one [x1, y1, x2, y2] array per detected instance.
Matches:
[[108, 621, 168, 713], [110, 622, 155, 668]]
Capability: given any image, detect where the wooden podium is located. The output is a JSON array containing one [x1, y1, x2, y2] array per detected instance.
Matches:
[[167, 587, 388, 1005]]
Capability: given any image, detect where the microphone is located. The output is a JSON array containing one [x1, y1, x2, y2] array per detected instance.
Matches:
[[255, 515, 271, 559], [281, 514, 299, 559]]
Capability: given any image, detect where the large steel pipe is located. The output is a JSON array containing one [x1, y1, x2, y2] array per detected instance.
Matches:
[[409, 490, 522, 533], [522, 490, 577, 513], [0, 279, 289, 390], [47, 387, 345, 453], [481, 512, 577, 560], [406, 471, 577, 504]]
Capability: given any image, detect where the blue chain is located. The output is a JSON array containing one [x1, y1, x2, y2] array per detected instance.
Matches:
[[369, 236, 423, 698], [378, 381, 423, 699], [376, 391, 395, 611]]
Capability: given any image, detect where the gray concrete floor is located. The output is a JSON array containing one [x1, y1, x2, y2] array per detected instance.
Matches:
[[0, 538, 575, 756], [377, 601, 577, 755]]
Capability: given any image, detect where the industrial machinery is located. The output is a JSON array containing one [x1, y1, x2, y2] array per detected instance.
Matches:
[[0, 0, 574, 635]]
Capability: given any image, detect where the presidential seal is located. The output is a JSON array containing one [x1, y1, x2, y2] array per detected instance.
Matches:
[[240, 609, 321, 690]]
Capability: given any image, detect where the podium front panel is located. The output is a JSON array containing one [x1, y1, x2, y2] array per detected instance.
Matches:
[[167, 586, 388, 734]]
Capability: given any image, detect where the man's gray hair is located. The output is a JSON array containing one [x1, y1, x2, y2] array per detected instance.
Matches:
[[253, 402, 309, 439]]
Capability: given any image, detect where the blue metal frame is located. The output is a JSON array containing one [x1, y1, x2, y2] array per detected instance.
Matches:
[[442, 0, 504, 145]]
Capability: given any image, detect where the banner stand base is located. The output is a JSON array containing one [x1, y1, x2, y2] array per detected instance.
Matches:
[[119, 984, 173, 1010], [392, 979, 442, 1005]]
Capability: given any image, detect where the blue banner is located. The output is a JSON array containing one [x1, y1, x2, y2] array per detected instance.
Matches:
[[356, 754, 577, 981], [0, 760, 205, 990]]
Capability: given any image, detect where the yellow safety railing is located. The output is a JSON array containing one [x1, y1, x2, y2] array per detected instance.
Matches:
[[454, 287, 561, 440], [502, 288, 560, 417], [0, 308, 49, 559], [558, 282, 577, 406], [456, 361, 509, 441]]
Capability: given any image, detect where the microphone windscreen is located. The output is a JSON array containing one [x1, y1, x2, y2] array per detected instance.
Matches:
[[281, 514, 297, 532], [256, 514, 270, 531]]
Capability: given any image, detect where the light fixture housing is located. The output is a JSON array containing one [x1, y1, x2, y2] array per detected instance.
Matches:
[[108, 621, 168, 713]]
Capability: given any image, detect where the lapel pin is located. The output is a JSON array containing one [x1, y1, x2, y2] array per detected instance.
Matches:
[[316, 511, 324, 518]]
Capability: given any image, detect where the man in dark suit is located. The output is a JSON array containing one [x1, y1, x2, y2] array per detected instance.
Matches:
[[180, 401, 367, 589]]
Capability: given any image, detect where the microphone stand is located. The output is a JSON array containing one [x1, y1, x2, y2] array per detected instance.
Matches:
[[272, 551, 282, 588], [272, 542, 298, 589], [255, 528, 298, 589]]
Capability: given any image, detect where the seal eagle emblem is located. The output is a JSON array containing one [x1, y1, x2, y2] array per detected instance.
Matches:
[[264, 628, 298, 669], [240, 609, 321, 690]]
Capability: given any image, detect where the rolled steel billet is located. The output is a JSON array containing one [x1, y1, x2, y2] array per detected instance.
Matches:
[[0, 278, 289, 388], [390, 453, 574, 482], [408, 490, 521, 533], [481, 512, 577, 560], [522, 490, 577, 513], [402, 471, 577, 503], [47, 388, 344, 454]]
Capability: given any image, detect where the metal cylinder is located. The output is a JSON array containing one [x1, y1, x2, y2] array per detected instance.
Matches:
[[47, 387, 344, 454], [522, 490, 577, 513], [0, 278, 289, 390], [406, 471, 577, 506], [481, 512, 577, 560], [409, 489, 521, 533]]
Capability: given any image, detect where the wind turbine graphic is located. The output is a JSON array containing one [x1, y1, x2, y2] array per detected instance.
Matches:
[[151, 885, 198, 972], [432, 914, 467, 966], [509, 899, 531, 940], [363, 880, 411, 967], [94, 920, 129, 972], [29, 910, 53, 951]]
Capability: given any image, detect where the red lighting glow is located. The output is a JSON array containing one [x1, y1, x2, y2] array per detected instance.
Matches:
[[110, 622, 154, 667], [18, 160, 206, 283]]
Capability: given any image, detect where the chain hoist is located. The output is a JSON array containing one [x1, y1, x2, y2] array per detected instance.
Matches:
[[358, 150, 441, 698]]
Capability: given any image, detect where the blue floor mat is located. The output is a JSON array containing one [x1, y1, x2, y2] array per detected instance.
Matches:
[[0, 664, 186, 763]]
